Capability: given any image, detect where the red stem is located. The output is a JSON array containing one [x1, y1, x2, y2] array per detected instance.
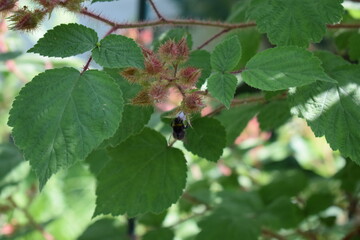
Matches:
[[147, 0, 166, 20], [197, 28, 231, 50]]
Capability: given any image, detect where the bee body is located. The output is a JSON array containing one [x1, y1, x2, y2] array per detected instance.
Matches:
[[171, 112, 187, 140]]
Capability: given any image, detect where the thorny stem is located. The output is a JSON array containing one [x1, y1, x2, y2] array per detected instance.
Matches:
[[8, 197, 55, 240], [80, 8, 360, 30], [147, 0, 166, 21], [196, 28, 231, 50]]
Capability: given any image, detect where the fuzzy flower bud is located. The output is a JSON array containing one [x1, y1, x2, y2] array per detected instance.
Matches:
[[59, 0, 85, 12], [149, 83, 168, 102], [178, 67, 201, 86], [131, 90, 152, 106], [121, 67, 142, 83], [158, 39, 178, 63], [176, 38, 189, 62], [145, 55, 163, 75], [0, 0, 16, 12], [183, 93, 205, 113], [9, 8, 46, 31]]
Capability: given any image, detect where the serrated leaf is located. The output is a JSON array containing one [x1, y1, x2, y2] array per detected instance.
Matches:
[[183, 118, 226, 162], [92, 35, 144, 69], [248, 0, 344, 47], [216, 103, 261, 145], [207, 72, 237, 109], [260, 197, 303, 230], [227, 0, 252, 23], [242, 47, 336, 91], [143, 228, 174, 240], [290, 51, 360, 162], [28, 24, 98, 58], [8, 68, 123, 189], [211, 36, 242, 73], [259, 171, 308, 204], [0, 143, 23, 180], [95, 128, 187, 217], [78, 218, 126, 240], [153, 28, 193, 50], [85, 149, 111, 176], [226, 29, 261, 69], [258, 101, 292, 131], [305, 193, 334, 216], [197, 192, 261, 240], [107, 105, 153, 147], [184, 50, 211, 88], [0, 51, 22, 61]]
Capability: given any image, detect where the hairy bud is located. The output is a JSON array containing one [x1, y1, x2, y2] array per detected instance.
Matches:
[[179, 67, 201, 86], [176, 38, 189, 62], [9, 8, 45, 31], [149, 84, 168, 102], [0, 0, 16, 12], [183, 93, 205, 113], [145, 55, 163, 75], [158, 39, 178, 63], [59, 0, 85, 12], [131, 90, 153, 106], [121, 67, 143, 83]]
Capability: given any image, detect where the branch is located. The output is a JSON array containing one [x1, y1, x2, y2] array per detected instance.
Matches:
[[147, 0, 166, 21], [80, 8, 360, 31], [8, 197, 55, 240], [343, 226, 360, 240], [197, 28, 231, 50]]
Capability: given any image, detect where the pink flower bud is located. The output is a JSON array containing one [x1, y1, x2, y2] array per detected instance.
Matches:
[[131, 90, 153, 106], [9, 8, 45, 31], [121, 67, 142, 83], [158, 39, 178, 62], [0, 0, 16, 12], [183, 93, 205, 112], [149, 84, 168, 102], [176, 38, 189, 62], [145, 55, 163, 75], [179, 67, 201, 86]]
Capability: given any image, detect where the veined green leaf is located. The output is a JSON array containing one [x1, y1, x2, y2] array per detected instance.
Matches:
[[94, 128, 187, 217], [211, 36, 242, 73], [207, 72, 238, 109], [8, 68, 123, 188], [28, 24, 98, 57]]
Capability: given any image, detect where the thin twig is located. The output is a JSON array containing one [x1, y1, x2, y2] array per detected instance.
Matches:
[[8, 197, 55, 240], [80, 8, 360, 30], [147, 0, 166, 21], [197, 28, 231, 50]]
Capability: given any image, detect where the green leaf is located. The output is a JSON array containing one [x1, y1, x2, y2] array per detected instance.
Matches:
[[227, 0, 252, 23], [248, 0, 344, 47], [184, 50, 211, 88], [104, 68, 142, 102], [92, 35, 144, 69], [28, 24, 98, 58], [95, 128, 187, 217], [259, 171, 308, 204], [183, 118, 226, 162], [143, 228, 174, 240], [336, 160, 360, 193], [85, 149, 111, 176], [258, 101, 292, 131], [207, 72, 237, 109], [78, 218, 126, 240], [197, 192, 261, 240], [0, 143, 23, 180], [107, 105, 153, 147], [138, 211, 168, 227], [153, 28, 193, 50], [0, 51, 22, 61], [290, 51, 360, 162], [215, 103, 261, 145], [349, 33, 360, 61], [211, 36, 242, 73], [8, 68, 123, 189], [305, 193, 334, 216], [242, 47, 335, 91], [260, 197, 303, 230], [226, 29, 261, 69]]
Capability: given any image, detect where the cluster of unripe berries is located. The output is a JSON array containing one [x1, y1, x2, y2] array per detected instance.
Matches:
[[0, 0, 83, 31], [122, 38, 206, 115]]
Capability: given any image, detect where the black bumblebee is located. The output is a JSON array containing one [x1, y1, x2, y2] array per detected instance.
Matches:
[[171, 112, 188, 140]]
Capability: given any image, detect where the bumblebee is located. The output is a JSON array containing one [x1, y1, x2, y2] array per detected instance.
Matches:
[[171, 112, 188, 140]]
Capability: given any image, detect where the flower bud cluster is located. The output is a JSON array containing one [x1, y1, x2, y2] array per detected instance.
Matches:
[[4, 0, 85, 31], [122, 38, 206, 114]]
